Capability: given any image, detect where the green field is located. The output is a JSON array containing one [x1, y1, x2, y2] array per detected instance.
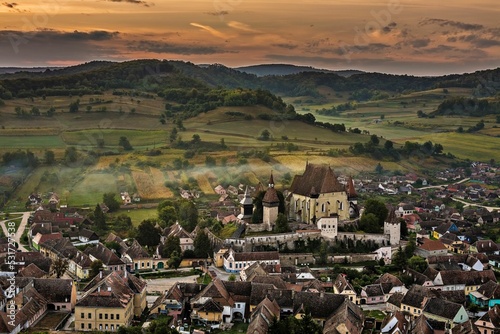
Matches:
[[2, 86, 500, 209], [110, 208, 158, 226]]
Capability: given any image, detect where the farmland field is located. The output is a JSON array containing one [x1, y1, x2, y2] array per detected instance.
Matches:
[[131, 167, 173, 199], [68, 172, 119, 206]]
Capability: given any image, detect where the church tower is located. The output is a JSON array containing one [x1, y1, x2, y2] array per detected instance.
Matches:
[[239, 186, 253, 220], [262, 173, 280, 231], [384, 209, 401, 245], [346, 176, 359, 218]]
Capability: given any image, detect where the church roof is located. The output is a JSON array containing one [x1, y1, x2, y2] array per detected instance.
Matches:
[[290, 164, 345, 196]]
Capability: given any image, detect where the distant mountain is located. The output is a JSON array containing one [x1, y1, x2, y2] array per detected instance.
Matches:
[[0, 67, 60, 75], [235, 64, 363, 77]]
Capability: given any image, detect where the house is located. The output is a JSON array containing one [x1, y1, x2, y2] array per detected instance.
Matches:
[[239, 262, 268, 282], [287, 163, 352, 223], [415, 239, 448, 258], [122, 239, 155, 272], [120, 192, 131, 205], [396, 204, 415, 218], [190, 278, 251, 324], [400, 285, 433, 317], [40, 238, 93, 279], [431, 270, 497, 295], [322, 297, 364, 334], [333, 274, 357, 304], [470, 240, 500, 254], [75, 271, 147, 332], [375, 273, 408, 299], [423, 298, 469, 328], [381, 311, 409, 334], [69, 228, 99, 246], [223, 249, 279, 273], [162, 223, 194, 253], [361, 284, 386, 305], [432, 222, 458, 239], [246, 297, 281, 334], [469, 280, 500, 308], [31, 232, 63, 251], [387, 293, 405, 312], [474, 304, 500, 334], [17, 263, 47, 278], [150, 283, 206, 323], [16, 277, 77, 311], [84, 243, 126, 272]]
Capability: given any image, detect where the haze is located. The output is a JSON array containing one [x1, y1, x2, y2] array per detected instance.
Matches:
[[1, 0, 499, 75]]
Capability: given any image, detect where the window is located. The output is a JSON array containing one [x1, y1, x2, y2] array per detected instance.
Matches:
[[111, 325, 114, 331], [105, 314, 108, 320], [88, 313, 92, 319], [99, 325, 103, 330], [99, 314, 102, 319], [81, 323, 84, 329], [111, 314, 114, 320], [117, 314, 120, 320], [81, 313, 84, 319], [88, 324, 91, 329]]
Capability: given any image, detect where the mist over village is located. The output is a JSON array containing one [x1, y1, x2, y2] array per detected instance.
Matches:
[[1, 1, 500, 334]]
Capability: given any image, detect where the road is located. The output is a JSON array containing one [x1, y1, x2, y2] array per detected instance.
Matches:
[[418, 177, 470, 190], [451, 198, 500, 213], [0, 211, 30, 251]]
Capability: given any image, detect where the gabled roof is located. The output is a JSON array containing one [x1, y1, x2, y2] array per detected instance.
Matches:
[[473, 240, 499, 253], [78, 271, 145, 308], [437, 270, 497, 286], [17, 263, 46, 278], [363, 284, 384, 297], [409, 314, 434, 334], [124, 239, 149, 259], [401, 285, 432, 309], [289, 164, 345, 196], [334, 274, 355, 294], [292, 292, 347, 319], [476, 280, 500, 299], [323, 298, 364, 334], [423, 298, 463, 321], [476, 305, 500, 328], [84, 242, 125, 266], [387, 292, 404, 308], [418, 239, 447, 251], [375, 273, 403, 286]]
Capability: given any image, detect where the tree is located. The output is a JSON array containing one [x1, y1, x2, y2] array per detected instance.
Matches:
[[318, 241, 329, 265], [370, 134, 380, 146], [178, 200, 198, 232], [384, 140, 394, 150], [375, 162, 384, 174], [119, 136, 133, 150], [69, 99, 80, 113], [44, 150, 55, 165], [103, 192, 120, 212], [158, 206, 177, 227], [392, 246, 408, 270], [93, 203, 107, 231], [64, 147, 78, 164], [89, 260, 104, 279], [205, 155, 216, 167], [169, 127, 178, 143], [358, 213, 381, 233], [162, 235, 181, 258], [363, 199, 389, 227], [228, 274, 237, 282], [167, 251, 182, 270], [191, 134, 201, 145], [194, 230, 212, 258], [400, 219, 408, 238], [259, 129, 271, 140], [52, 257, 68, 278], [408, 255, 427, 273], [136, 219, 161, 248], [111, 214, 133, 233], [274, 213, 290, 233]]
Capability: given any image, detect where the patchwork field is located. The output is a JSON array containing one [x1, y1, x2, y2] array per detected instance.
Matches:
[[131, 167, 173, 199]]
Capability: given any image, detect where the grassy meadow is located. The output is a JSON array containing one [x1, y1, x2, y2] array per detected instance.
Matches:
[[1, 86, 499, 209]]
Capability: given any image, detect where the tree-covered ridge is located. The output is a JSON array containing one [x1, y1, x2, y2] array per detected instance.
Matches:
[[1, 60, 500, 100], [432, 97, 500, 117]]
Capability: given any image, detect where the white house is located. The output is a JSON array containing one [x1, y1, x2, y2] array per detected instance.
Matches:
[[222, 249, 280, 273]]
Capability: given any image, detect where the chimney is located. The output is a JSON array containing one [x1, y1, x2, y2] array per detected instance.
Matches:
[[99, 270, 102, 279], [125, 270, 128, 278]]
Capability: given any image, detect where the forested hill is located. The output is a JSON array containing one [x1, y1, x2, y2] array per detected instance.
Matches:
[[0, 59, 500, 99], [235, 64, 363, 77]]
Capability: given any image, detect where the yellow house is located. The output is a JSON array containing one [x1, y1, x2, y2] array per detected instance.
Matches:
[[288, 164, 351, 224], [214, 249, 229, 268], [191, 299, 223, 323], [333, 274, 357, 304], [75, 271, 147, 332]]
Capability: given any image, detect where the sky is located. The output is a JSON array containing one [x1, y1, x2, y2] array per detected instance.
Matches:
[[0, 0, 499, 75]]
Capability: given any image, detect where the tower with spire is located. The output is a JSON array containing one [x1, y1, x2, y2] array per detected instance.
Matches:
[[262, 172, 280, 231]]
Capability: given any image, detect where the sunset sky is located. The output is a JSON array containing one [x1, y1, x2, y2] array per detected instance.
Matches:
[[0, 0, 499, 75]]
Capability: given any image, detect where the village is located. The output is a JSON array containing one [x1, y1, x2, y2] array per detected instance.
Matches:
[[0, 162, 500, 334]]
